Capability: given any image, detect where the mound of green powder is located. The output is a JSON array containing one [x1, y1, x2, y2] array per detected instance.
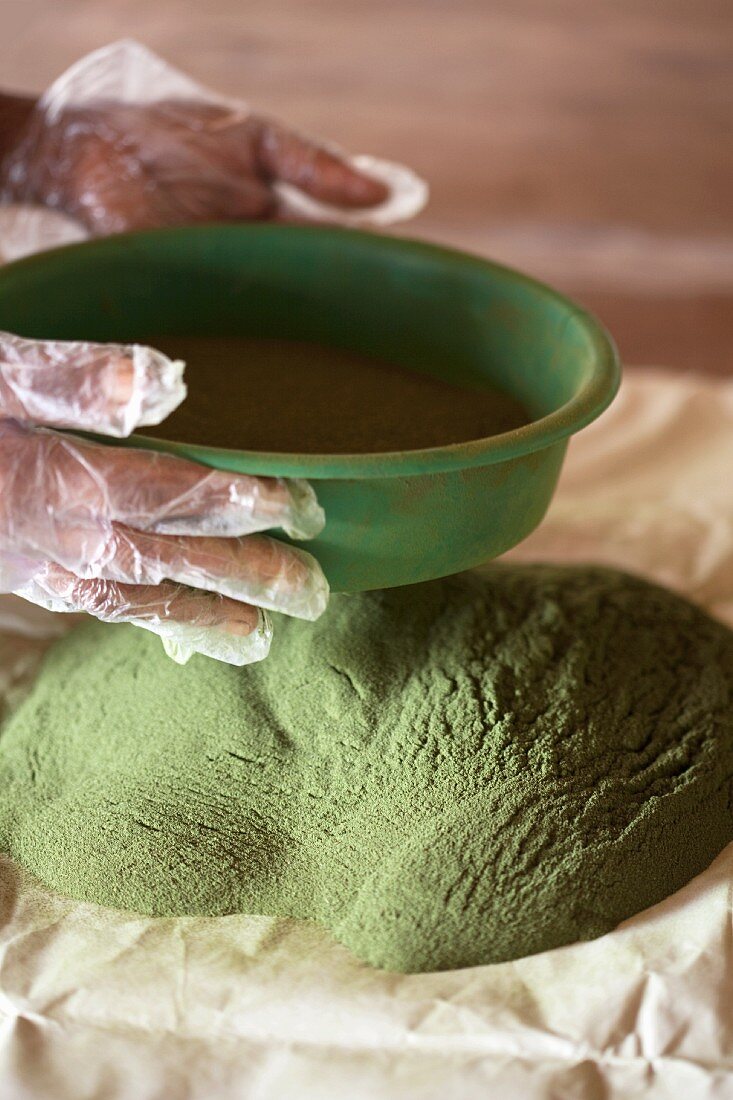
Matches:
[[1, 564, 732, 973]]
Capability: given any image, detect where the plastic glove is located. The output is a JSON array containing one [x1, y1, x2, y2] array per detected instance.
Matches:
[[0, 332, 329, 666], [1, 40, 427, 237]]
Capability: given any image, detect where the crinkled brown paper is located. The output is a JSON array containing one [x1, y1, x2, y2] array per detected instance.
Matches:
[[0, 372, 731, 1099]]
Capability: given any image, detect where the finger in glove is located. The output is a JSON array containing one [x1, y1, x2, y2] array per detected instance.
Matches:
[[16, 562, 272, 665], [0, 331, 186, 436], [91, 524, 329, 621], [0, 421, 325, 559]]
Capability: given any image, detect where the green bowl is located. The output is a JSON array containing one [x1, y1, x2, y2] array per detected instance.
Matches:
[[0, 224, 619, 592]]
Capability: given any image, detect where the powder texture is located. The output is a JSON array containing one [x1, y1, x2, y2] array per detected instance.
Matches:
[[1, 564, 732, 973], [145, 336, 530, 453]]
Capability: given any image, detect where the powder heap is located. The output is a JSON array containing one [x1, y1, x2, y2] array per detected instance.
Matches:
[[0, 564, 732, 973], [145, 336, 531, 453]]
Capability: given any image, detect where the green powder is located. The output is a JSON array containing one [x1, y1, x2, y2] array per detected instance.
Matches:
[[1, 563, 732, 973], [144, 336, 531, 453]]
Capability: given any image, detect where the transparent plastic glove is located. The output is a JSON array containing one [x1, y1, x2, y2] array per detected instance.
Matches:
[[0, 335, 328, 666], [1, 40, 427, 242]]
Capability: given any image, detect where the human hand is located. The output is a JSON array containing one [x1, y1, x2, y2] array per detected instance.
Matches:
[[0, 331, 328, 664], [1, 94, 390, 236]]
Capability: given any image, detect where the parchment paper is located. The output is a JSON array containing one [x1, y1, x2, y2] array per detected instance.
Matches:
[[0, 369, 731, 1100]]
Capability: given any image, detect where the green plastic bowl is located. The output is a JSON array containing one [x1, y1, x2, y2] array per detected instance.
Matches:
[[0, 224, 619, 592]]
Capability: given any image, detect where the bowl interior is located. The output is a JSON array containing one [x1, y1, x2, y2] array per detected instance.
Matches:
[[0, 224, 618, 478]]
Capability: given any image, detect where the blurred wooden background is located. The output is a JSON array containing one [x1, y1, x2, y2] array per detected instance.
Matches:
[[2, 0, 731, 372]]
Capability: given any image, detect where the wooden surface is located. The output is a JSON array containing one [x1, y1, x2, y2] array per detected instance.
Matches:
[[2, 0, 731, 372]]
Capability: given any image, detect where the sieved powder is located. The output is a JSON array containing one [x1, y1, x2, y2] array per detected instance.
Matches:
[[143, 336, 531, 453], [0, 563, 732, 973]]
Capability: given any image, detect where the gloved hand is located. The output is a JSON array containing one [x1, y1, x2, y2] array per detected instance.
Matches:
[[0, 331, 328, 665], [0, 40, 426, 236], [2, 97, 389, 236]]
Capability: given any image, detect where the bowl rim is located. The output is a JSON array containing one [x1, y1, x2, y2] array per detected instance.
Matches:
[[0, 223, 620, 479]]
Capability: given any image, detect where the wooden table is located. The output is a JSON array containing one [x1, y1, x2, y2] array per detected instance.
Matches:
[[2, 0, 731, 373]]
